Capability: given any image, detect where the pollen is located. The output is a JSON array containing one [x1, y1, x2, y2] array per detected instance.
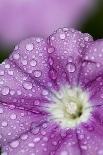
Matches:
[[47, 86, 92, 129]]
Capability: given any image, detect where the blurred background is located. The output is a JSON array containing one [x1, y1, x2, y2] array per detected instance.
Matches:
[[0, 0, 103, 63]]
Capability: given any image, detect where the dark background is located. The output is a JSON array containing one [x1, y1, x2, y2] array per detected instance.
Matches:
[[0, 0, 103, 63]]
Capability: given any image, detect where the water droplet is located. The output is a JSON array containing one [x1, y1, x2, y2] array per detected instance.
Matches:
[[2, 86, 10, 95], [5, 64, 10, 69], [34, 70, 42, 78], [30, 60, 37, 67], [60, 33, 66, 40], [21, 134, 28, 140], [33, 137, 40, 142], [8, 70, 14, 75], [10, 140, 19, 148], [21, 59, 27, 65], [2, 121, 8, 127], [0, 70, 4, 75], [26, 43, 34, 51], [67, 62, 76, 73], [43, 137, 48, 142], [23, 81, 33, 90], [42, 89, 49, 96], [28, 143, 35, 148], [48, 47, 55, 53], [13, 53, 20, 60], [10, 114, 17, 120]]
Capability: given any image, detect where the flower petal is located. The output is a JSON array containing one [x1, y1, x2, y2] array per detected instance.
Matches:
[[0, 59, 49, 111], [10, 37, 50, 84], [1, 122, 71, 155], [55, 131, 81, 155], [76, 106, 103, 155], [48, 28, 93, 86], [79, 40, 103, 86], [0, 103, 42, 146]]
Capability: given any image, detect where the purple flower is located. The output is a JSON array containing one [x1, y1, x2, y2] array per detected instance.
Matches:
[[0, 0, 94, 43], [0, 28, 103, 155]]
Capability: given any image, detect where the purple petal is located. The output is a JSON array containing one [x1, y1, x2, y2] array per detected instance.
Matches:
[[0, 103, 42, 145], [10, 37, 50, 83], [76, 106, 103, 155], [0, 59, 49, 111], [79, 40, 103, 86], [48, 28, 93, 86], [2, 122, 82, 155]]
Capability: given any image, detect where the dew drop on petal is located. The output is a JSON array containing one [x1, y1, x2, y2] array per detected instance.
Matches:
[[34, 70, 42, 78], [67, 62, 76, 73], [23, 81, 33, 90], [30, 60, 37, 67], [42, 89, 49, 96], [1, 86, 10, 95], [26, 43, 34, 51], [2, 121, 8, 127], [10, 114, 17, 120], [48, 47, 55, 53], [28, 143, 35, 148], [21, 59, 28, 66], [60, 33, 66, 40], [21, 134, 28, 140], [33, 137, 40, 142], [13, 53, 20, 60], [0, 70, 4, 75], [10, 140, 19, 148]]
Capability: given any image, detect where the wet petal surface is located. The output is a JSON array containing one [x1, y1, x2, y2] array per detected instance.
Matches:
[[0, 103, 43, 146], [48, 28, 93, 86], [0, 60, 50, 112], [0, 28, 103, 155], [79, 40, 103, 86]]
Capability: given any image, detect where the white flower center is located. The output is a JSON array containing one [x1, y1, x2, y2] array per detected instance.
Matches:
[[47, 86, 92, 128]]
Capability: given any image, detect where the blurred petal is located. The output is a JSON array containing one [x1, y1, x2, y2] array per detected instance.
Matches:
[[0, 0, 94, 43]]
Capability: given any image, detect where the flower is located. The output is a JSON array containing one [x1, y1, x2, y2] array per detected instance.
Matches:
[[0, 0, 94, 43], [0, 28, 103, 155]]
